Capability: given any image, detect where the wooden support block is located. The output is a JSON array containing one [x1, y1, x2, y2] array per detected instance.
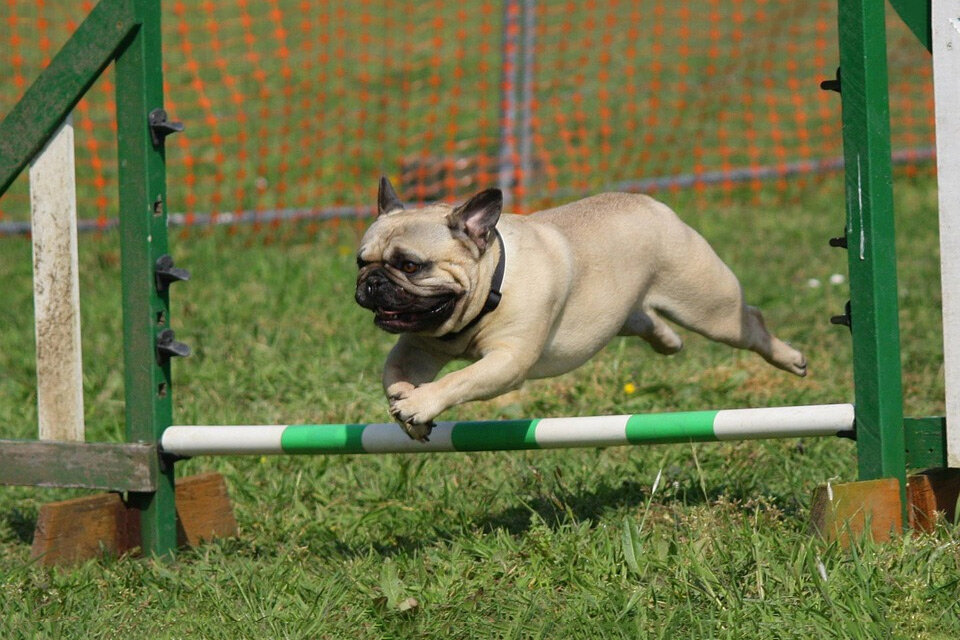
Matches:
[[173, 472, 238, 547], [31, 492, 140, 566], [30, 472, 237, 567], [907, 469, 960, 532], [809, 478, 903, 546]]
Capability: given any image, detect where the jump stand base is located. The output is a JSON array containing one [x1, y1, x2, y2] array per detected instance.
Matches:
[[906, 468, 960, 532], [810, 470, 960, 545], [810, 478, 903, 545], [31, 472, 237, 567]]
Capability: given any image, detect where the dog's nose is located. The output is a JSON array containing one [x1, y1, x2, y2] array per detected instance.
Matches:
[[357, 271, 387, 308]]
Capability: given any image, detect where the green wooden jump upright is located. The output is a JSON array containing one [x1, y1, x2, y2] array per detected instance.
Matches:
[[114, 0, 180, 558], [834, 0, 907, 500], [0, 0, 179, 557], [834, 0, 945, 512]]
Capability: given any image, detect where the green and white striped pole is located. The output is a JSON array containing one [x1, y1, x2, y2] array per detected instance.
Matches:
[[161, 403, 855, 457]]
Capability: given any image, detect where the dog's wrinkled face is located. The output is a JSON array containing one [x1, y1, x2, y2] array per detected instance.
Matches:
[[355, 177, 501, 335], [355, 214, 466, 334]]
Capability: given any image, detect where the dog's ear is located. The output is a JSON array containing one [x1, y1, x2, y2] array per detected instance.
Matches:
[[377, 176, 405, 216], [448, 188, 502, 253]]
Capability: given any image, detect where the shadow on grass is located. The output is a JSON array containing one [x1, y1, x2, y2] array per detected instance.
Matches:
[[1, 508, 37, 545], [313, 480, 667, 560], [477, 476, 807, 537], [321, 474, 807, 562], [477, 478, 657, 535]]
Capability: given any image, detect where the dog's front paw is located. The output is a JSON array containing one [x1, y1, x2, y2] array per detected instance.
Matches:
[[386, 381, 416, 401], [396, 418, 435, 442], [389, 386, 442, 441]]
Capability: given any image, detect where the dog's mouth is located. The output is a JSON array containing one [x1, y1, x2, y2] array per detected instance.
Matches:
[[374, 295, 459, 334]]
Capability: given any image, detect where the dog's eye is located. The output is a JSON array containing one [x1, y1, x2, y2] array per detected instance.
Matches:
[[356, 256, 370, 269], [400, 261, 421, 274]]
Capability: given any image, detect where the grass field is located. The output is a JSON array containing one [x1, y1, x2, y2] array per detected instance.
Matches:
[[1, 171, 958, 638]]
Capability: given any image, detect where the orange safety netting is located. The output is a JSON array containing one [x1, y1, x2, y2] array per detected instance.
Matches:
[[0, 0, 936, 232]]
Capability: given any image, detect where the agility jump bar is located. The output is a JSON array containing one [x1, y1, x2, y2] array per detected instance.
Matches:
[[160, 403, 855, 457]]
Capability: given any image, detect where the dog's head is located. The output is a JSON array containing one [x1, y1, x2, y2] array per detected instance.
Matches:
[[355, 177, 502, 335]]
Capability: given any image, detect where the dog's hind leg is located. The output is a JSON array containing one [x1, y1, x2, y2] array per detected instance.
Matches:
[[652, 264, 807, 376], [619, 308, 684, 355], [721, 303, 807, 376]]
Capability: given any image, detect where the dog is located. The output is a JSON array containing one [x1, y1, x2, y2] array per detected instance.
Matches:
[[355, 177, 806, 440]]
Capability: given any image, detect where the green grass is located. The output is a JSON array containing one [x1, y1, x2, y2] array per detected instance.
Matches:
[[1, 173, 958, 638]]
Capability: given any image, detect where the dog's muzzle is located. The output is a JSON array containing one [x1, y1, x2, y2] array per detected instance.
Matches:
[[355, 268, 459, 334], [355, 270, 389, 308]]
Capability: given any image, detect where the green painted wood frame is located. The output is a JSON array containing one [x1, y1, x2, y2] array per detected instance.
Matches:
[[0, 0, 177, 556], [0, 0, 137, 195], [114, 0, 178, 557], [835, 0, 907, 507], [889, 0, 932, 52]]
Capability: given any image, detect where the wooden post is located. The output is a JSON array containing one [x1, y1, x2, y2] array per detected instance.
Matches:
[[115, 0, 180, 556], [836, 0, 906, 497], [934, 0, 960, 469], [29, 117, 85, 442]]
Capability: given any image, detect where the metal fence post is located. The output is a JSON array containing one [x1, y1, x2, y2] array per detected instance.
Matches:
[[498, 0, 520, 209], [518, 0, 535, 206]]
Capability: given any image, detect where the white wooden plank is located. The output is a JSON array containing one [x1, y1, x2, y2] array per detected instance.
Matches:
[[29, 116, 85, 442], [933, 1, 960, 467]]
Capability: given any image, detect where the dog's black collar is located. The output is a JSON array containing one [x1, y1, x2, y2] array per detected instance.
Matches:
[[441, 230, 505, 341]]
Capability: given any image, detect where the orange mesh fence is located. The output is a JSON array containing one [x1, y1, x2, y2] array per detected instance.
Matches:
[[0, 0, 936, 232]]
